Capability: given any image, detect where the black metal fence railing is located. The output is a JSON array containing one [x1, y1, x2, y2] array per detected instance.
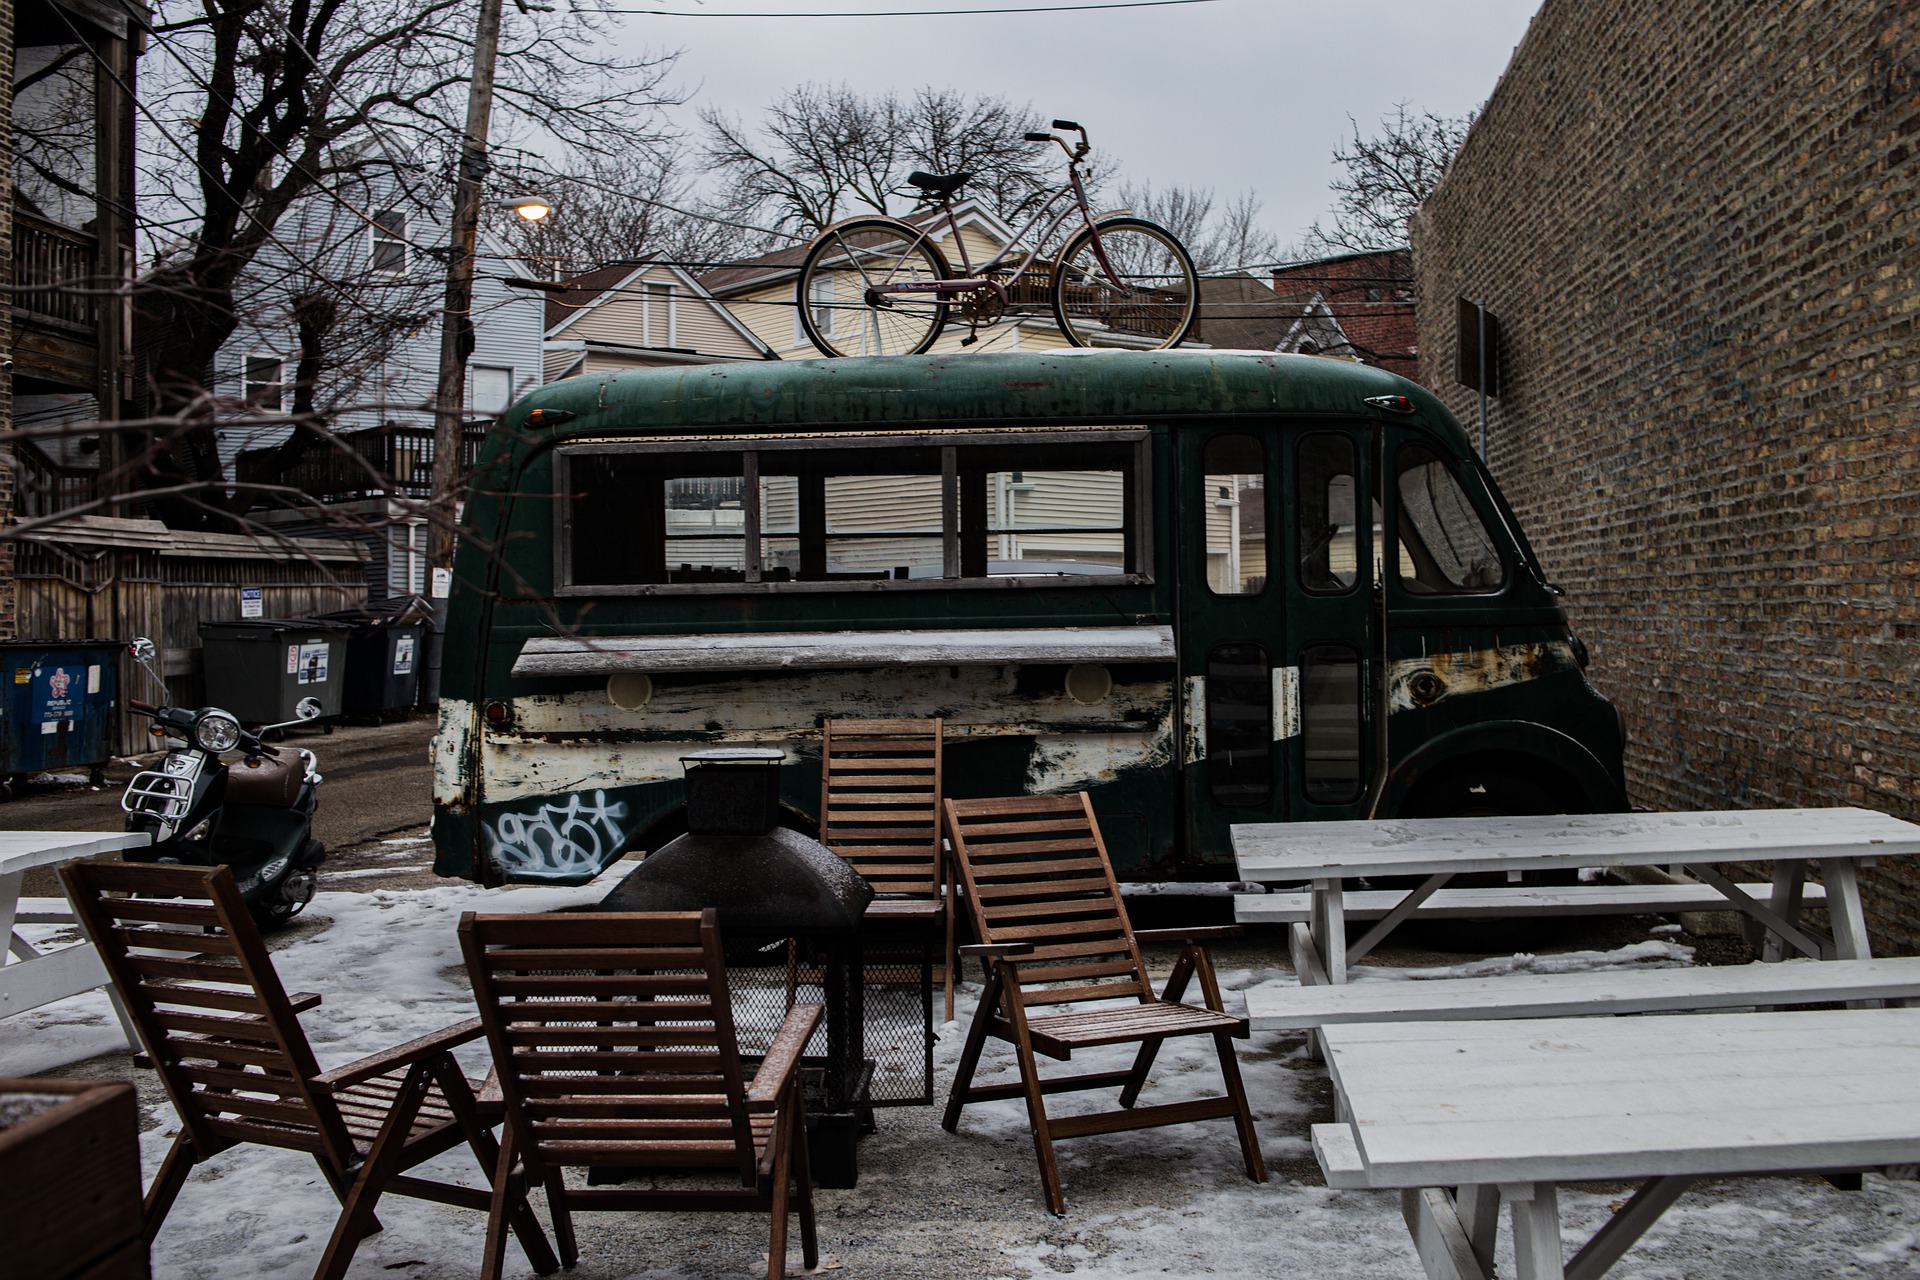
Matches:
[[236, 423, 490, 502]]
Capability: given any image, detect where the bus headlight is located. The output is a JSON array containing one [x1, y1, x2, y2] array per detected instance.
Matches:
[[193, 711, 243, 753], [1065, 664, 1112, 706]]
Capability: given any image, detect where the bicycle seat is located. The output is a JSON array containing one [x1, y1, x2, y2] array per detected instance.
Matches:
[[907, 171, 972, 197]]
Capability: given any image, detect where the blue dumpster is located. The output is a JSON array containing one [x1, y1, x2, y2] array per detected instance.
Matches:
[[0, 642, 121, 791]]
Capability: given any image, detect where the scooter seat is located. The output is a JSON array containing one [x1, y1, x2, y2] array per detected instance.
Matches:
[[227, 750, 303, 807]]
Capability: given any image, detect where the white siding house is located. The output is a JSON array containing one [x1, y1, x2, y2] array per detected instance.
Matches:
[[212, 162, 546, 598]]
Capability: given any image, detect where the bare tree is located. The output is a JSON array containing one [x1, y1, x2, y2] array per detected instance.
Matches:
[[700, 85, 1073, 234], [1117, 182, 1285, 274], [496, 149, 762, 276], [128, 0, 686, 526], [1305, 103, 1474, 254]]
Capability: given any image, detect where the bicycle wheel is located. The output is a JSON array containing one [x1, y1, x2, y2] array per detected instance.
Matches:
[[797, 218, 951, 358], [1050, 217, 1198, 349]]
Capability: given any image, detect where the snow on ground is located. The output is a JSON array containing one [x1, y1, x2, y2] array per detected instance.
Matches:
[[14, 886, 1920, 1278]]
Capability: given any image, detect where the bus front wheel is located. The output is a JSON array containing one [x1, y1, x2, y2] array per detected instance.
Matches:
[[1398, 765, 1564, 820]]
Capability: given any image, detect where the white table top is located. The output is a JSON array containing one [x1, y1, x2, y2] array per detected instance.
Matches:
[[0, 830, 153, 876], [1232, 807, 1920, 882], [1321, 1008, 1920, 1187]]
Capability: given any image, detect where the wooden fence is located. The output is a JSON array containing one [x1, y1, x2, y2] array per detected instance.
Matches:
[[12, 516, 366, 755]]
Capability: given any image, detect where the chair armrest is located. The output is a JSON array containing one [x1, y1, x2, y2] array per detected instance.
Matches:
[[313, 1016, 485, 1093], [959, 942, 1034, 960], [289, 992, 322, 1013], [747, 1003, 824, 1112], [1133, 925, 1243, 946]]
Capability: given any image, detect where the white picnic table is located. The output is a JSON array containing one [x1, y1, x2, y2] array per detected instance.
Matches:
[[0, 830, 150, 1041], [1231, 808, 1920, 985], [1312, 1009, 1920, 1280]]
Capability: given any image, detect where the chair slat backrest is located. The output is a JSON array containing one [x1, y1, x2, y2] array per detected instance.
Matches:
[[460, 910, 757, 1182], [942, 794, 1151, 1009], [819, 718, 944, 898], [60, 860, 355, 1168]]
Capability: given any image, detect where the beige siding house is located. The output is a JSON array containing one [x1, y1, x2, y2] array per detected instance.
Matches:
[[544, 261, 773, 381]]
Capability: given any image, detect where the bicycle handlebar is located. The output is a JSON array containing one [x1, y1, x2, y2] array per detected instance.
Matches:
[[1024, 132, 1053, 142], [1051, 119, 1081, 131]]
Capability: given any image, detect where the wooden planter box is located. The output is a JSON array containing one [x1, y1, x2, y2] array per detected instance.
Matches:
[[0, 1079, 148, 1280]]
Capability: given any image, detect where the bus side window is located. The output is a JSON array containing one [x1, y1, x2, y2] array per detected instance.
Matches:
[[1206, 642, 1272, 807], [664, 474, 747, 582], [1297, 434, 1358, 594], [1202, 434, 1266, 595], [1395, 444, 1507, 594], [1299, 644, 1362, 804]]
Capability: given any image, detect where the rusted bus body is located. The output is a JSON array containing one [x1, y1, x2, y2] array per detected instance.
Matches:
[[433, 350, 1627, 886]]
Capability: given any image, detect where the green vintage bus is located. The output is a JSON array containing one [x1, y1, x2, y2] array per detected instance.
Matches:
[[432, 349, 1626, 885]]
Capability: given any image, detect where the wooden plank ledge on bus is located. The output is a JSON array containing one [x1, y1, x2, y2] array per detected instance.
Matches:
[[1233, 879, 1825, 925], [511, 625, 1177, 677], [1244, 955, 1920, 1032]]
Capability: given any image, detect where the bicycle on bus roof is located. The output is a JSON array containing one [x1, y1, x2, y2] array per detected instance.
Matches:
[[794, 119, 1199, 358]]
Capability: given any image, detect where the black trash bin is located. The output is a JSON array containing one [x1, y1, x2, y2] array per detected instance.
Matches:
[[320, 599, 430, 718], [198, 619, 346, 729]]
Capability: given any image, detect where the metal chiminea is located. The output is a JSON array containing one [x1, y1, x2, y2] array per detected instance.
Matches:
[[600, 748, 877, 1184]]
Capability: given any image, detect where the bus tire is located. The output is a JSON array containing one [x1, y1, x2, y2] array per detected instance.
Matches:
[[1398, 764, 1565, 819]]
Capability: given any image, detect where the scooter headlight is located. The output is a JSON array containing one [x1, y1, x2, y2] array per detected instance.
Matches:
[[193, 711, 243, 753]]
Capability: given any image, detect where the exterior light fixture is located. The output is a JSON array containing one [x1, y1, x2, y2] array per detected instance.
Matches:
[[503, 194, 553, 222]]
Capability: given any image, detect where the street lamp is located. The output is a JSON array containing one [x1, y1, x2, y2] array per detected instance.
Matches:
[[503, 194, 553, 223]]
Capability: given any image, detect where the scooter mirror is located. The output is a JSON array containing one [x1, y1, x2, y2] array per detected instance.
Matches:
[[129, 638, 157, 664], [293, 697, 323, 721]]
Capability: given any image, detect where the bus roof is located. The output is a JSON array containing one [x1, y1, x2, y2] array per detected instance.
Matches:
[[511, 349, 1472, 453]]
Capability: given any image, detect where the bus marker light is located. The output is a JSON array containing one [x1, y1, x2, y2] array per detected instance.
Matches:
[[1364, 394, 1417, 415], [484, 701, 508, 725]]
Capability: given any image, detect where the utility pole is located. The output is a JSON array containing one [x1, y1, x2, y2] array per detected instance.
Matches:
[[429, 0, 506, 590]]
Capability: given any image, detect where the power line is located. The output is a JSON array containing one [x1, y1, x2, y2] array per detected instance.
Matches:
[[610, 0, 1226, 15]]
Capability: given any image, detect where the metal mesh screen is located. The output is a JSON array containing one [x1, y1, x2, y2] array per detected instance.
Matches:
[[725, 931, 933, 1111]]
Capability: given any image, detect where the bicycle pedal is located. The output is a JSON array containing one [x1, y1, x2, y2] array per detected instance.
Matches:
[[960, 333, 978, 346]]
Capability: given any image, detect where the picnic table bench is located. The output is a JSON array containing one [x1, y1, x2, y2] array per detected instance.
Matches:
[[1231, 808, 1920, 985], [1312, 1008, 1920, 1279], [1246, 954, 1920, 1031]]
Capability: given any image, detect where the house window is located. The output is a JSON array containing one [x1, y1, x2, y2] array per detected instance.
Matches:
[[646, 282, 676, 347], [243, 356, 284, 411], [371, 210, 407, 273], [808, 273, 834, 341], [472, 367, 513, 416]]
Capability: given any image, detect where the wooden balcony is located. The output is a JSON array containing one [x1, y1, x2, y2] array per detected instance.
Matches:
[[235, 423, 491, 503], [11, 211, 103, 387]]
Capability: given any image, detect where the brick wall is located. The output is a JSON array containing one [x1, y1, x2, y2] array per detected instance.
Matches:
[[1412, 1, 1920, 949]]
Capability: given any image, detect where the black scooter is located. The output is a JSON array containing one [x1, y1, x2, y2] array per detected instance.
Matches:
[[119, 638, 327, 926]]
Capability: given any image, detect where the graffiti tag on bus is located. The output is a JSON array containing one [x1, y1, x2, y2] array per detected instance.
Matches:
[[483, 790, 631, 880]]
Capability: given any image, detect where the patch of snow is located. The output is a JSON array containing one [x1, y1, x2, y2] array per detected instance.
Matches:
[[11, 881, 1919, 1279]]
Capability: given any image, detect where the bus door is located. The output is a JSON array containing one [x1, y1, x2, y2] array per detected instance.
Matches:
[[1283, 428, 1379, 819], [1177, 429, 1287, 867]]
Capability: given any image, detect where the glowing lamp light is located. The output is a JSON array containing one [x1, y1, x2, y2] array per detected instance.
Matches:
[[505, 194, 553, 223]]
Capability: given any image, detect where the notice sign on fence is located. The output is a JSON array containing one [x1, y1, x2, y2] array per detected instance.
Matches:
[[240, 586, 264, 619]]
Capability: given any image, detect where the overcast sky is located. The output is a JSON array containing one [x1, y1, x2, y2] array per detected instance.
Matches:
[[605, 0, 1543, 251]]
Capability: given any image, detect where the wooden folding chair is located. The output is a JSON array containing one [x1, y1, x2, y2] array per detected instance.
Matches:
[[60, 860, 556, 1280], [818, 716, 956, 1019], [940, 793, 1267, 1214], [460, 909, 823, 1280]]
